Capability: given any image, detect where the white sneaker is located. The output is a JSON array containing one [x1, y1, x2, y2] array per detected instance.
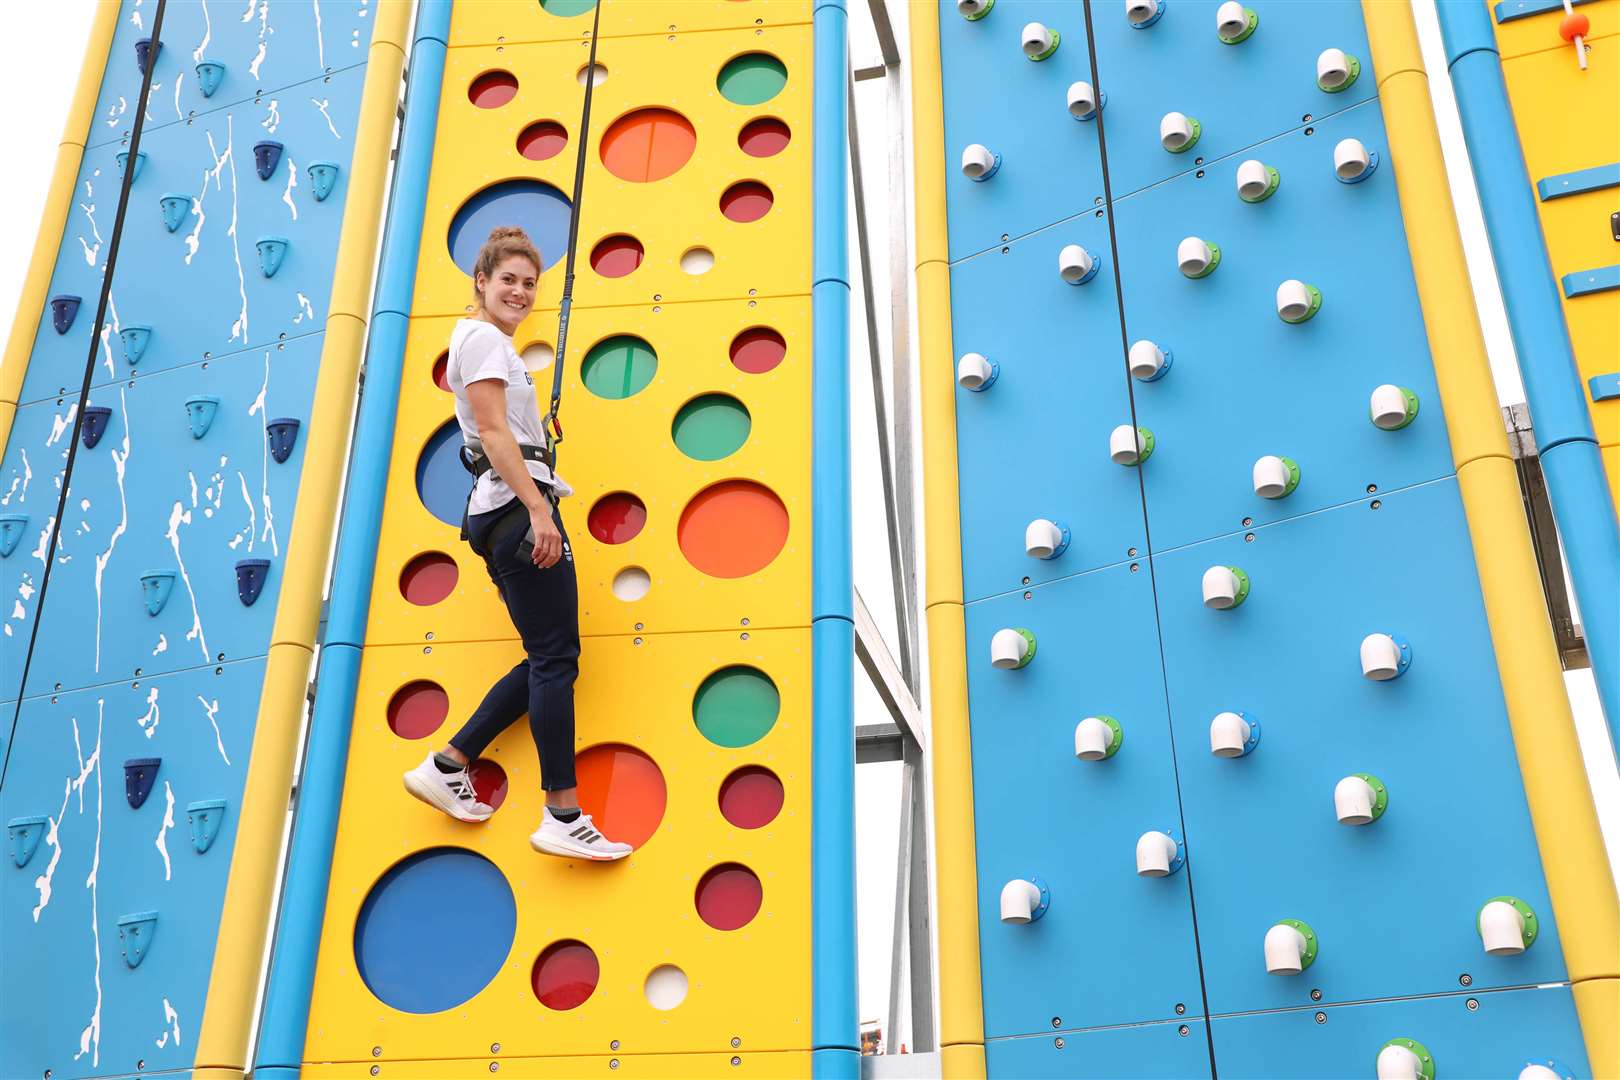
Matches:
[[529, 807, 632, 861], [402, 753, 495, 823]]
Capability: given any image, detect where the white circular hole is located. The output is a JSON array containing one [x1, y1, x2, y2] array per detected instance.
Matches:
[[613, 566, 651, 601], [680, 247, 715, 275], [522, 342, 555, 372], [644, 964, 688, 1010], [577, 63, 609, 87]]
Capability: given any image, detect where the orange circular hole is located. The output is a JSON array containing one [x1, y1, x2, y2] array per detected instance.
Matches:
[[738, 117, 791, 157], [730, 326, 786, 374], [677, 480, 788, 578], [517, 119, 568, 160], [600, 108, 696, 182], [590, 234, 644, 279], [588, 492, 647, 544], [720, 181, 773, 223], [387, 681, 449, 739], [468, 758, 508, 811], [576, 743, 667, 850], [400, 552, 458, 606], [469, 70, 519, 109], [432, 351, 450, 391]]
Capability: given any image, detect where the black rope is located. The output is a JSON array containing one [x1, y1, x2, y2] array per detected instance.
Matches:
[[1, 0, 169, 787]]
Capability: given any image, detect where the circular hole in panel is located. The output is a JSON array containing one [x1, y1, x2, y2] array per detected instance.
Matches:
[[677, 480, 788, 578], [738, 117, 791, 157], [719, 765, 784, 829], [720, 181, 774, 223], [672, 394, 751, 461], [400, 552, 459, 606], [695, 863, 763, 931], [356, 848, 515, 1013], [417, 419, 472, 527], [645, 964, 688, 1011], [540, 0, 597, 13], [577, 63, 609, 88], [600, 108, 697, 182], [717, 53, 788, 106], [522, 341, 555, 372], [448, 180, 572, 275], [469, 70, 519, 109], [730, 327, 786, 374], [387, 681, 449, 739], [468, 758, 508, 812], [590, 234, 645, 278], [517, 120, 568, 161], [693, 666, 780, 748], [580, 335, 657, 399], [588, 492, 647, 544], [680, 247, 715, 275], [613, 566, 651, 602], [532, 940, 599, 1010], [431, 351, 450, 391], [576, 743, 668, 849]]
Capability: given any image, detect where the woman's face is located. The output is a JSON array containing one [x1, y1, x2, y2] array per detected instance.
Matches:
[[477, 254, 539, 330]]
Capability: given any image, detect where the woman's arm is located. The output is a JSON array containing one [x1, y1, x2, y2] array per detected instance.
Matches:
[[466, 378, 564, 567]]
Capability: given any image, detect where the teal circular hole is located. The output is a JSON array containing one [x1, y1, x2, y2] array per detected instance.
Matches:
[[717, 53, 788, 107], [672, 394, 751, 461], [580, 335, 657, 399], [693, 666, 780, 748], [539, 0, 597, 15]]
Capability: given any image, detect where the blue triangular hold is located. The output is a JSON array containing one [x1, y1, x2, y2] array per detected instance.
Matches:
[[253, 140, 283, 182], [124, 758, 160, 809], [195, 60, 226, 98], [160, 194, 192, 233], [307, 160, 339, 202], [267, 417, 300, 464], [50, 295, 82, 335], [117, 911, 158, 968], [120, 325, 152, 366], [186, 799, 227, 854], [116, 151, 146, 184], [235, 559, 271, 606], [139, 569, 176, 616], [256, 236, 289, 278], [135, 38, 161, 75], [0, 514, 26, 559], [82, 406, 112, 449], [7, 816, 47, 869], [185, 395, 220, 439]]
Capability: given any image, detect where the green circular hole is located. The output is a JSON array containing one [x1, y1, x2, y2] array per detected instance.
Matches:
[[539, 0, 597, 16], [693, 666, 780, 748], [672, 394, 751, 461], [581, 335, 657, 399], [717, 53, 788, 107]]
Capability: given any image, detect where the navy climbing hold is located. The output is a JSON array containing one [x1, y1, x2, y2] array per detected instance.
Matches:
[[124, 758, 160, 809], [235, 558, 271, 606], [160, 193, 191, 233], [7, 816, 47, 869], [253, 140, 284, 181], [117, 911, 158, 968], [135, 38, 160, 75], [267, 417, 301, 463], [307, 160, 340, 202], [50, 295, 82, 335], [120, 325, 152, 366], [256, 236, 289, 278], [82, 406, 112, 449], [116, 151, 146, 183], [0, 514, 26, 559], [139, 569, 176, 616], [195, 60, 226, 98], [185, 395, 220, 439], [187, 799, 227, 854]]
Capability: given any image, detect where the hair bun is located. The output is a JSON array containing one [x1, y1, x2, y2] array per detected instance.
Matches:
[[485, 225, 532, 244]]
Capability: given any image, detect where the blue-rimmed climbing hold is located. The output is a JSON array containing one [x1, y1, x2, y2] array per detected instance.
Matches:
[[50, 294, 82, 335], [0, 515, 27, 559], [307, 160, 340, 202], [195, 60, 226, 98], [185, 395, 221, 439], [135, 38, 160, 75], [140, 569, 176, 616], [124, 758, 160, 809], [256, 236, 289, 278], [160, 193, 192, 233], [236, 558, 271, 607], [117, 911, 158, 968], [8, 816, 47, 869], [82, 406, 112, 449], [267, 417, 301, 464], [1129, 0, 1167, 29], [187, 799, 227, 854], [120, 325, 152, 366], [116, 151, 146, 183], [253, 140, 284, 182]]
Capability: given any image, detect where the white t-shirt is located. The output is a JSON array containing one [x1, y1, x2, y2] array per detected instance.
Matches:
[[446, 318, 572, 517]]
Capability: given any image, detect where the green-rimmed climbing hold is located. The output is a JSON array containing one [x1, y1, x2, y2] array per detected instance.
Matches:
[[1378, 1039, 1436, 1080], [718, 53, 788, 106], [1218, 6, 1258, 44], [959, 0, 994, 20], [1479, 895, 1540, 949], [1024, 27, 1060, 61], [672, 394, 751, 461], [693, 666, 781, 748], [1093, 715, 1125, 758], [581, 335, 657, 399], [1280, 918, 1318, 970], [1317, 50, 1362, 93], [1239, 165, 1281, 203], [1228, 567, 1250, 607], [1354, 773, 1389, 821]]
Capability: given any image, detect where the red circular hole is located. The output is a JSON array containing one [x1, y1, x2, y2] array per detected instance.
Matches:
[[387, 681, 449, 739], [720, 181, 774, 223], [590, 234, 645, 279], [432, 351, 450, 391], [468, 758, 508, 812], [695, 863, 763, 931], [399, 552, 458, 606], [738, 117, 791, 158], [588, 492, 647, 544], [718, 766, 784, 829], [517, 119, 568, 160], [532, 940, 599, 1010], [729, 327, 786, 374], [469, 70, 519, 109]]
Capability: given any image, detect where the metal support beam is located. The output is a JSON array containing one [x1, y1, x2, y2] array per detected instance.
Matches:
[[1503, 404, 1589, 669], [865, 0, 901, 68], [855, 587, 925, 752]]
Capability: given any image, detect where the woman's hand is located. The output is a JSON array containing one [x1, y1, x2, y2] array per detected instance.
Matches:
[[528, 506, 564, 568]]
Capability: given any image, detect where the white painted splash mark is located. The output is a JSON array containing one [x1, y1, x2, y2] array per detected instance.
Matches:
[[152, 633, 168, 655], [136, 686, 161, 739], [106, 96, 127, 130], [233, 471, 255, 551], [185, 128, 229, 264], [313, 0, 326, 70], [198, 696, 230, 765], [154, 782, 175, 881], [351, 27, 359, 48], [166, 502, 211, 661], [280, 154, 298, 220], [31, 517, 56, 563], [247, 0, 272, 80], [77, 177, 103, 267], [261, 98, 282, 135], [131, 2, 144, 29], [249, 351, 279, 555], [71, 703, 105, 1068], [32, 778, 70, 920], [188, 473, 198, 508], [48, 403, 79, 447], [224, 118, 248, 343], [145, 85, 159, 125], [93, 388, 131, 673], [1, 477, 17, 505], [173, 73, 185, 121], [194, 0, 213, 62], [293, 292, 314, 324], [311, 97, 340, 139], [155, 998, 182, 1049], [98, 294, 122, 380]]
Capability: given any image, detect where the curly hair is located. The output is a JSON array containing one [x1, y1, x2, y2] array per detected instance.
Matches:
[[472, 226, 542, 301]]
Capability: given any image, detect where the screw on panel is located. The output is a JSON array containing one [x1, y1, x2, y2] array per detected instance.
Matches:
[[138, 1062, 145, 1071], [1179, 1025, 1190, 1037], [1305, 127, 1315, 136], [635, 622, 644, 630], [1302, 113, 1313, 122], [1175, 1002, 1186, 1015], [610, 1060, 620, 1070], [371, 1068, 380, 1077], [1367, 484, 1378, 493], [634, 637, 643, 645], [1128, 548, 1139, 558], [1242, 517, 1254, 527], [1466, 998, 1479, 1010], [1196, 170, 1206, 178], [611, 1041, 620, 1050], [422, 647, 431, 655], [490, 1063, 499, 1073], [732, 1058, 742, 1067], [491, 1044, 500, 1054], [1370, 500, 1382, 510], [1052, 1017, 1062, 1029], [1002, 233, 1010, 242], [1002, 246, 1011, 254], [1023, 576, 1032, 585], [1130, 562, 1140, 572], [1459, 973, 1472, 986], [732, 1038, 742, 1048], [1315, 1012, 1327, 1024], [426, 632, 435, 640], [1055, 1038, 1066, 1048], [373, 1047, 382, 1057], [1310, 988, 1322, 1001], [1024, 591, 1033, 600]]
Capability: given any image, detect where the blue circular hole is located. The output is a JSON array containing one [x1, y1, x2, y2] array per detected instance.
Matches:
[[354, 847, 515, 1013], [448, 180, 574, 275], [417, 419, 470, 527]]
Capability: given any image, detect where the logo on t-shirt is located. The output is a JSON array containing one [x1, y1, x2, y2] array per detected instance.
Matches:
[[524, 371, 533, 386]]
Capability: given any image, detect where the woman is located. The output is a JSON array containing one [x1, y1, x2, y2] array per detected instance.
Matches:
[[402, 225, 631, 862]]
